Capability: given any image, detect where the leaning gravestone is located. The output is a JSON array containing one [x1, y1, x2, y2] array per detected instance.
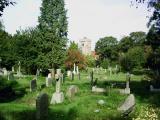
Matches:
[[66, 85, 79, 98], [30, 79, 37, 92], [36, 93, 49, 120], [118, 94, 135, 115], [8, 72, 14, 81]]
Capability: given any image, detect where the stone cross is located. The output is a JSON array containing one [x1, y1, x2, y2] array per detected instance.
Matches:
[[36, 93, 49, 120]]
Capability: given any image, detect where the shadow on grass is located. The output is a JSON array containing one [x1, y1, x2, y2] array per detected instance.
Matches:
[[103, 79, 160, 107]]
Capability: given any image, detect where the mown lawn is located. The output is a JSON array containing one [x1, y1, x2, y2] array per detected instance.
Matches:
[[0, 70, 160, 120]]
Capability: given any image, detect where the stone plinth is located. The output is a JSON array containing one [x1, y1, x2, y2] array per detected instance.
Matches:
[[50, 92, 64, 104]]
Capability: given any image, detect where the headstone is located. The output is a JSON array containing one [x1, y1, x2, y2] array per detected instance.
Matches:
[[66, 85, 79, 98], [78, 72, 80, 80], [67, 70, 72, 77], [8, 72, 14, 81], [90, 71, 93, 86], [150, 85, 160, 92], [17, 61, 22, 77], [125, 72, 131, 94], [71, 72, 74, 81], [36, 93, 49, 120], [12, 66, 15, 72], [46, 77, 52, 87], [76, 66, 79, 74], [50, 78, 64, 104], [3, 68, 8, 76], [117, 94, 135, 112], [48, 69, 55, 79], [30, 79, 37, 92], [73, 63, 76, 74]]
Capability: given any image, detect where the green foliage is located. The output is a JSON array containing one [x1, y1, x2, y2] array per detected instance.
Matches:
[[0, 0, 16, 16], [95, 36, 118, 66], [86, 55, 96, 68], [100, 59, 110, 69], [68, 41, 78, 50], [120, 47, 146, 71], [38, 0, 68, 69]]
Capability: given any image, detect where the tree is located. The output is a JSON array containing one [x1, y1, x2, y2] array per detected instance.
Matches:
[[120, 46, 146, 71], [38, 0, 68, 69], [95, 36, 118, 61], [68, 41, 78, 50], [118, 36, 133, 52], [129, 31, 146, 45], [0, 0, 16, 16]]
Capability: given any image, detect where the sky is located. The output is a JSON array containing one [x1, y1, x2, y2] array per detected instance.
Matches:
[[1, 0, 151, 50]]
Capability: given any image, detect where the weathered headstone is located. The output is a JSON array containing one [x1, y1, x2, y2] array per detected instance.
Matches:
[[36, 93, 49, 120], [30, 79, 37, 92], [73, 63, 76, 74], [76, 66, 79, 74], [17, 61, 22, 77], [48, 69, 55, 79], [50, 78, 64, 104], [66, 85, 79, 98], [92, 86, 106, 93], [117, 94, 135, 113], [125, 73, 131, 94], [67, 70, 72, 77], [8, 72, 14, 81], [3, 68, 8, 76], [46, 77, 52, 87]]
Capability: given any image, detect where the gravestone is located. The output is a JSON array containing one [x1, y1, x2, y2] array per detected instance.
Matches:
[[8, 72, 14, 81], [71, 72, 74, 81], [90, 71, 93, 86], [66, 85, 79, 98], [73, 63, 76, 74], [92, 86, 106, 93], [17, 61, 22, 77], [118, 94, 135, 114], [48, 69, 55, 79], [125, 73, 131, 94], [36, 93, 49, 120], [30, 79, 37, 92], [46, 77, 52, 87], [67, 70, 72, 77], [76, 66, 79, 74], [78, 72, 80, 80], [50, 78, 64, 104], [3, 68, 8, 76], [12, 66, 15, 72]]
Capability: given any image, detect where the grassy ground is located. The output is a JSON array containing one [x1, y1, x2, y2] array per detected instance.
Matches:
[[0, 70, 160, 120]]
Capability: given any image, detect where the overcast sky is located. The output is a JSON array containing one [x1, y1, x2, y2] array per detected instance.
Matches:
[[1, 0, 151, 49]]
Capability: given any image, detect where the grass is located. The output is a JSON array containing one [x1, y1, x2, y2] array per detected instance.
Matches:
[[0, 69, 160, 120]]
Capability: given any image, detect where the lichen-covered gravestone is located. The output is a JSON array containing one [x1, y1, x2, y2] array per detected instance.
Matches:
[[66, 85, 79, 98], [30, 79, 37, 92], [36, 93, 49, 120], [117, 94, 135, 114], [46, 73, 53, 87]]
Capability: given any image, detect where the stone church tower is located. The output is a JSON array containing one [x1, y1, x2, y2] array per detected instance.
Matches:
[[79, 37, 91, 55]]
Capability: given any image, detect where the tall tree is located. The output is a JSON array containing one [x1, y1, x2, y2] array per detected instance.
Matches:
[[95, 36, 118, 61], [38, 0, 68, 69], [0, 0, 15, 16]]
